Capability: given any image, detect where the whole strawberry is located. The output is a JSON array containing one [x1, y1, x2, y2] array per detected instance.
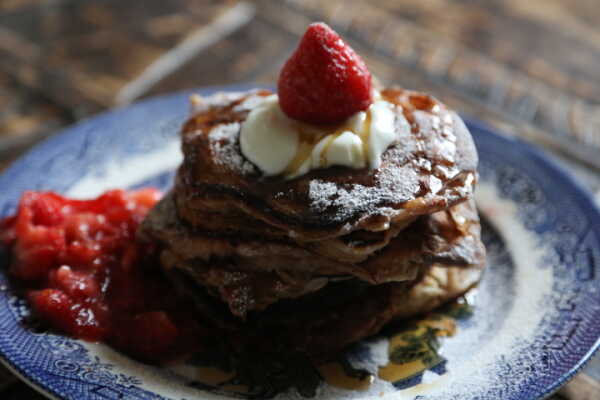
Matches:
[[278, 22, 372, 125]]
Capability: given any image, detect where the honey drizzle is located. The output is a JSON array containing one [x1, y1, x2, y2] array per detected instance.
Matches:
[[282, 109, 373, 177], [284, 140, 314, 176], [187, 314, 456, 396], [182, 301, 472, 397], [317, 362, 374, 391], [282, 123, 329, 176], [378, 315, 456, 383], [319, 131, 343, 165], [359, 110, 372, 161]]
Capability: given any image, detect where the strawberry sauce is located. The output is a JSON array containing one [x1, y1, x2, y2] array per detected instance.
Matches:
[[1, 189, 205, 363]]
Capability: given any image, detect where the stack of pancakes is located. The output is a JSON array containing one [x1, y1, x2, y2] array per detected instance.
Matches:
[[140, 88, 485, 359]]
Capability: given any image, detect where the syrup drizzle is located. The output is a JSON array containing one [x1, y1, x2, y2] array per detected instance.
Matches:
[[283, 106, 375, 177], [178, 299, 473, 397]]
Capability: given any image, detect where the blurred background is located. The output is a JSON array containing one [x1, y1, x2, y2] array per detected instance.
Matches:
[[2, 0, 600, 176], [0, 0, 599, 399]]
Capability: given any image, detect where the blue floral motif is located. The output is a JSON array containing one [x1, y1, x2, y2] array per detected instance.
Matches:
[[0, 85, 598, 400]]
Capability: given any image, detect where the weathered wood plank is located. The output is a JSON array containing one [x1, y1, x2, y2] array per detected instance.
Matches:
[[143, 15, 291, 98], [0, 69, 70, 161], [0, 0, 246, 113], [1, 1, 600, 399], [559, 373, 600, 400], [0, 70, 68, 137]]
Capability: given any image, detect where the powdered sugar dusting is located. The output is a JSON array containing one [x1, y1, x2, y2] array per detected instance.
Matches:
[[209, 122, 256, 175], [233, 93, 269, 113], [67, 139, 182, 198], [283, 181, 554, 400], [308, 162, 420, 221], [191, 91, 248, 114], [381, 181, 554, 400], [67, 148, 562, 400], [191, 90, 261, 176], [64, 90, 560, 400]]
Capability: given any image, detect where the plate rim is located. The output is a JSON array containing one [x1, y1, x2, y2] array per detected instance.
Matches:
[[0, 84, 599, 400]]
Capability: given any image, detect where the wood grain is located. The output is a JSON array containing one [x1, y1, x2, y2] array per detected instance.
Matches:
[[0, 0, 245, 113], [558, 374, 600, 400], [0, 0, 600, 399]]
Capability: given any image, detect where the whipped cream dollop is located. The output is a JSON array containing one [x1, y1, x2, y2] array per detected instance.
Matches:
[[240, 94, 406, 178]]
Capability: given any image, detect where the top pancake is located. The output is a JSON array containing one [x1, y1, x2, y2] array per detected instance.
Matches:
[[177, 88, 478, 240]]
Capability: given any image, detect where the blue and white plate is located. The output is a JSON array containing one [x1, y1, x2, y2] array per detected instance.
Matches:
[[1, 85, 599, 400]]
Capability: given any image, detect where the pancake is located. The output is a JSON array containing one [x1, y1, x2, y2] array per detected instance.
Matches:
[[161, 262, 484, 361], [139, 86, 485, 362], [175, 88, 478, 241], [139, 192, 484, 317]]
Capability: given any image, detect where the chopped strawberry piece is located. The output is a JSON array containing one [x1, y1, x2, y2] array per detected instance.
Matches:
[[48, 266, 100, 300], [70, 303, 109, 341], [11, 218, 65, 280], [28, 192, 68, 226], [28, 289, 77, 335], [1, 188, 205, 362], [278, 22, 372, 124]]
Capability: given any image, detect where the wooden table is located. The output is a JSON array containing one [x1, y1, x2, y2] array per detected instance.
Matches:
[[0, 0, 599, 398]]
